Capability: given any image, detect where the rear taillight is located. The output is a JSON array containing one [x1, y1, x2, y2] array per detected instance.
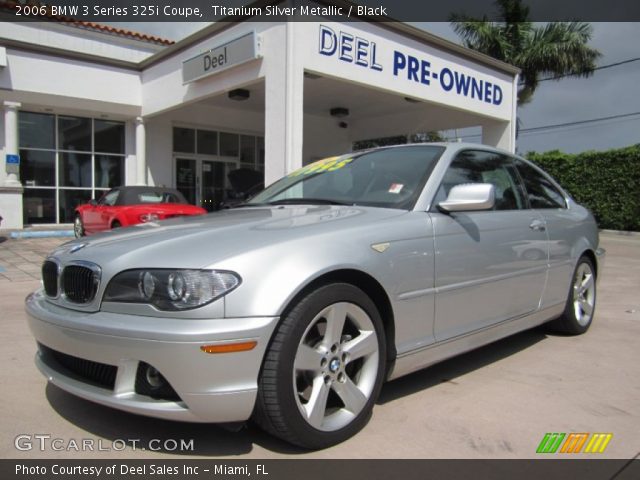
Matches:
[[140, 213, 159, 222]]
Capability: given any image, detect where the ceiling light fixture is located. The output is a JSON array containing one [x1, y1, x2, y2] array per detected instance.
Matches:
[[330, 107, 349, 118], [228, 89, 250, 101]]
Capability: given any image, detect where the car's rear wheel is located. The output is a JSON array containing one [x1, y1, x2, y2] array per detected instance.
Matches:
[[254, 283, 386, 449], [73, 215, 85, 238], [550, 256, 597, 335], [111, 220, 121, 229]]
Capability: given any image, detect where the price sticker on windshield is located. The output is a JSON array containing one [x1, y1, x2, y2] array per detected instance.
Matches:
[[288, 156, 353, 177]]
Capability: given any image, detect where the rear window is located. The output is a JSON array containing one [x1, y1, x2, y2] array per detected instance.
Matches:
[[515, 159, 567, 209], [137, 192, 183, 204]]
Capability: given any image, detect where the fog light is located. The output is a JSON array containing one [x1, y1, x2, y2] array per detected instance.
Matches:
[[145, 365, 165, 388], [135, 362, 180, 400]]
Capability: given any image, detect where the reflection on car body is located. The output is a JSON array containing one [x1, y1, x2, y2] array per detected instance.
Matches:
[[26, 143, 604, 449]]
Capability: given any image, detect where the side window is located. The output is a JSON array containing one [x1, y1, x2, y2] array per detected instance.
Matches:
[[99, 190, 119, 206], [434, 150, 526, 211], [515, 159, 566, 209]]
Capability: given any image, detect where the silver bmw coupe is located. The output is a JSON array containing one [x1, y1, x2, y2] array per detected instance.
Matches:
[[26, 143, 604, 449]]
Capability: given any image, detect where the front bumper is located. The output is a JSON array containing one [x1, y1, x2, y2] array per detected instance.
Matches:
[[26, 289, 279, 423], [595, 247, 606, 283]]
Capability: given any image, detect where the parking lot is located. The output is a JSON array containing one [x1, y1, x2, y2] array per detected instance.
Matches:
[[0, 231, 638, 459]]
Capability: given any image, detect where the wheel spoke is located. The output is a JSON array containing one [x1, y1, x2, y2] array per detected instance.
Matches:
[[303, 376, 330, 428], [323, 303, 347, 346], [332, 376, 368, 414], [580, 299, 594, 316], [342, 331, 377, 362], [580, 274, 594, 294], [295, 344, 324, 372]]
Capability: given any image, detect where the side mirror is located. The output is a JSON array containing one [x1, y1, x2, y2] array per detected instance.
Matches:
[[438, 183, 495, 213], [89, 199, 98, 207]]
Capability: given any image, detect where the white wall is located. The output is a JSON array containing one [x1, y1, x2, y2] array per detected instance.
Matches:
[[0, 22, 162, 63], [141, 23, 276, 117], [0, 49, 141, 112], [303, 113, 352, 163]]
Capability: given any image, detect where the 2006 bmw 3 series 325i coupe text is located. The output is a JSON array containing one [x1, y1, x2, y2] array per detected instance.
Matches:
[[26, 143, 605, 449]]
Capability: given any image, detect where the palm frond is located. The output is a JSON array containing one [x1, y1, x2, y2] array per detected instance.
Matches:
[[450, 0, 601, 105]]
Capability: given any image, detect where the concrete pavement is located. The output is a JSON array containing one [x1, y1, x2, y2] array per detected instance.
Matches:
[[0, 232, 638, 459]]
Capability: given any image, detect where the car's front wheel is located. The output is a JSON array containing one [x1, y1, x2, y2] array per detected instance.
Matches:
[[73, 214, 85, 238], [254, 283, 386, 449], [551, 255, 597, 335]]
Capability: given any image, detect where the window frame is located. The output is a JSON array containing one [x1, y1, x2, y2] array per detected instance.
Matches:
[[513, 157, 569, 210], [431, 149, 529, 212], [19, 112, 126, 224]]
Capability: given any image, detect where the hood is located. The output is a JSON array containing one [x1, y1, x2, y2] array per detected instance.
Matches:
[[51, 205, 407, 270]]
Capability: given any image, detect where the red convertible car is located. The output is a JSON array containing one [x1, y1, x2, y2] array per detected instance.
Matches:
[[74, 186, 206, 237]]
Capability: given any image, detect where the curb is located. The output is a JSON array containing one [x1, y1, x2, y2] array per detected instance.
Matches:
[[600, 229, 640, 237], [9, 230, 74, 239]]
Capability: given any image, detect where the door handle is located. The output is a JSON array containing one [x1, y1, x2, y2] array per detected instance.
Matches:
[[529, 220, 546, 232]]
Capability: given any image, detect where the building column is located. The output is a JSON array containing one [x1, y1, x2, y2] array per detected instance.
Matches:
[[264, 22, 304, 186], [482, 73, 519, 153], [135, 116, 147, 185], [1, 101, 24, 229], [3, 101, 22, 187], [482, 120, 513, 152]]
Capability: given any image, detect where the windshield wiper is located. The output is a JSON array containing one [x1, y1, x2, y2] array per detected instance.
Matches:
[[263, 198, 353, 206]]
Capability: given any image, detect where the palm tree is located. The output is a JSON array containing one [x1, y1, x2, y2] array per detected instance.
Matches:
[[451, 0, 601, 105]]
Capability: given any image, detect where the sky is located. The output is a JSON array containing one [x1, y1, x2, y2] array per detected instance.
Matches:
[[111, 21, 640, 154]]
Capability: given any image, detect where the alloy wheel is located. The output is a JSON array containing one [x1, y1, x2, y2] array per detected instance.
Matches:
[[292, 301, 379, 431], [573, 262, 595, 326]]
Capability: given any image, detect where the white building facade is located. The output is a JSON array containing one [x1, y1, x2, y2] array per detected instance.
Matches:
[[0, 16, 519, 229]]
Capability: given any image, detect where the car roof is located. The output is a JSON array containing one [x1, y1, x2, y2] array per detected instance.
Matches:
[[357, 142, 517, 158], [110, 186, 187, 205]]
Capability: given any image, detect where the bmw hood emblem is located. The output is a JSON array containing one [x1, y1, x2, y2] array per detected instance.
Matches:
[[69, 243, 88, 254]]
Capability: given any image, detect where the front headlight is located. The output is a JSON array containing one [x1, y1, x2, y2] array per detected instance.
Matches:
[[103, 269, 241, 311]]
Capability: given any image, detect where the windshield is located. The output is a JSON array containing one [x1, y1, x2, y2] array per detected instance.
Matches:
[[248, 146, 445, 210]]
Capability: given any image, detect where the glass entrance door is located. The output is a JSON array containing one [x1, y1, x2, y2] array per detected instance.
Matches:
[[175, 158, 197, 206], [201, 160, 223, 212], [175, 157, 239, 211]]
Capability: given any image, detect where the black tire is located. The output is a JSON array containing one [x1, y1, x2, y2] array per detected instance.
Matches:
[[549, 256, 597, 335], [111, 220, 121, 229], [254, 283, 386, 449], [73, 214, 85, 238]]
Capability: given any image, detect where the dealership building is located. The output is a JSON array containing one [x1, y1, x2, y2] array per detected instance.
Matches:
[[0, 9, 519, 229]]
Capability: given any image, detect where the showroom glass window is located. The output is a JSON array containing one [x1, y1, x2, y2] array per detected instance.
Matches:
[[19, 112, 125, 224]]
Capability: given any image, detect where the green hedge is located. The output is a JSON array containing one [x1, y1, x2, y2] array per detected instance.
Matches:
[[526, 145, 640, 231]]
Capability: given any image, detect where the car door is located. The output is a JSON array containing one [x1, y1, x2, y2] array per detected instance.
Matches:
[[514, 158, 574, 309], [85, 189, 119, 233], [431, 150, 549, 342]]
